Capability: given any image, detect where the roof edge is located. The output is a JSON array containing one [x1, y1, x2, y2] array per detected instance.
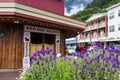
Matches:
[[107, 2, 120, 10]]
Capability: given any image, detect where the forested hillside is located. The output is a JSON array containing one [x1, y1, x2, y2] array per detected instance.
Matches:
[[72, 0, 120, 21]]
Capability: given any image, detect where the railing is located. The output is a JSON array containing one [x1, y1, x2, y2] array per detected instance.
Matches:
[[85, 22, 106, 31]]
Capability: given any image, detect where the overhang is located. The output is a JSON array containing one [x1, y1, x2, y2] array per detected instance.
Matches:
[[0, 2, 86, 38]]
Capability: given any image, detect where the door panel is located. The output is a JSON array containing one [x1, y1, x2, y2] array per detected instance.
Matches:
[[30, 32, 43, 56], [30, 43, 43, 56], [44, 34, 55, 52], [44, 43, 55, 52], [30, 33, 55, 57]]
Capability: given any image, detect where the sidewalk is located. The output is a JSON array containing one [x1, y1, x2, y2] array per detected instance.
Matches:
[[0, 69, 22, 80]]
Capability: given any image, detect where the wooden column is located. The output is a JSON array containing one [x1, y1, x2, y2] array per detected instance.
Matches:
[[60, 31, 65, 56]]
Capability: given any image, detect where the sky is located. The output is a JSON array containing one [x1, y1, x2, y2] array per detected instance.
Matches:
[[64, 0, 93, 16]]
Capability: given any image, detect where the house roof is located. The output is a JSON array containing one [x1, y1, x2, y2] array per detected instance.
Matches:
[[0, 2, 86, 31], [107, 2, 120, 10], [85, 12, 107, 22]]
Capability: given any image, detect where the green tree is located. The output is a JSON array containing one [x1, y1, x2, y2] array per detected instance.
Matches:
[[72, 0, 120, 21]]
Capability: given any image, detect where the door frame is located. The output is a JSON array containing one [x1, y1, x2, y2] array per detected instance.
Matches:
[[23, 25, 60, 69]]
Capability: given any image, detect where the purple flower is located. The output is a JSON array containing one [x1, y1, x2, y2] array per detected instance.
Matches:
[[105, 63, 108, 67], [115, 49, 120, 53], [112, 63, 116, 68], [107, 68, 110, 72], [83, 65, 87, 69], [46, 59, 48, 63], [96, 66, 99, 70], [101, 67, 105, 71], [105, 46, 109, 50], [52, 52, 57, 56], [73, 60, 77, 65], [89, 68, 93, 74]]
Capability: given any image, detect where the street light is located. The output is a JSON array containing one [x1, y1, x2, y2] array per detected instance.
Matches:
[[76, 32, 80, 46]]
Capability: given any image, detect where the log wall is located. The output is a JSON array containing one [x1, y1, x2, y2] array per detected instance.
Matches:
[[0, 22, 24, 69]]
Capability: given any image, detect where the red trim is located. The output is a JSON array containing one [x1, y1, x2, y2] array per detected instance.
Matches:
[[105, 16, 108, 36], [0, 1, 85, 23], [15, 1, 64, 15], [0, 0, 64, 15], [0, 0, 15, 2], [0, 12, 15, 15], [0, 12, 85, 30]]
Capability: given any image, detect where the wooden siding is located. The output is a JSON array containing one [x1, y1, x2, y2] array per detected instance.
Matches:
[[0, 22, 23, 69]]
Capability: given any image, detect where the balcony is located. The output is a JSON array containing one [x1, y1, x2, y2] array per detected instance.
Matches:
[[85, 22, 106, 32], [85, 27, 90, 31], [98, 24, 106, 28]]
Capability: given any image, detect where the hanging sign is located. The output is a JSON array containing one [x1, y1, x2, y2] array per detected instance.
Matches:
[[24, 31, 30, 42], [23, 31, 30, 69], [23, 56, 30, 69], [24, 32, 30, 57], [56, 36, 60, 53], [24, 25, 60, 35]]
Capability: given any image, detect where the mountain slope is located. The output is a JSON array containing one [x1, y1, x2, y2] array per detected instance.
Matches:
[[72, 0, 120, 21]]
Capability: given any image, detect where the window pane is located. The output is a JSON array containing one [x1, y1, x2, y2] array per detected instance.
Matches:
[[118, 10, 120, 16], [109, 25, 115, 32], [109, 12, 114, 19], [118, 24, 120, 31]]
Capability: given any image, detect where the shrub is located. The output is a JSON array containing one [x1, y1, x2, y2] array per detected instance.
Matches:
[[18, 44, 120, 80]]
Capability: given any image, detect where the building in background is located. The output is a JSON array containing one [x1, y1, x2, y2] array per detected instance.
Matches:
[[65, 37, 78, 55], [78, 12, 108, 46], [107, 2, 120, 49]]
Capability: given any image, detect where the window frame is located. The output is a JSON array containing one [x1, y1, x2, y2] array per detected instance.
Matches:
[[109, 12, 114, 19], [118, 10, 120, 16], [118, 24, 120, 31], [109, 25, 115, 32]]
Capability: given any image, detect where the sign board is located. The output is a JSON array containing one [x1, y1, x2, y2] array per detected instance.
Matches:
[[23, 56, 30, 69], [24, 25, 60, 35], [23, 32, 30, 69], [24, 32, 30, 42], [24, 25, 60, 54], [56, 36, 60, 53], [24, 41, 29, 57], [24, 32, 30, 57]]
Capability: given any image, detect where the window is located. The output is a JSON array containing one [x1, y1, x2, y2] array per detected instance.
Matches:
[[109, 25, 115, 32], [109, 12, 114, 19], [118, 24, 120, 31], [118, 10, 120, 16]]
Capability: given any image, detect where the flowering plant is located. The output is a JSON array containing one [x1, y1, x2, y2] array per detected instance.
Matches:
[[18, 43, 120, 80]]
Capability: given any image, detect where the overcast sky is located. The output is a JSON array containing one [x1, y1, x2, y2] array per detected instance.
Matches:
[[64, 0, 93, 16]]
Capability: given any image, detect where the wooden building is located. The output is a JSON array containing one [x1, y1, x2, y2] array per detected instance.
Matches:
[[0, 0, 86, 69]]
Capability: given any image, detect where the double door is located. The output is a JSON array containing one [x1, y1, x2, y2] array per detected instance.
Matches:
[[30, 32, 55, 56]]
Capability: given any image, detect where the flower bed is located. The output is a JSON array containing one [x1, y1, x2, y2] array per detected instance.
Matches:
[[18, 44, 120, 80]]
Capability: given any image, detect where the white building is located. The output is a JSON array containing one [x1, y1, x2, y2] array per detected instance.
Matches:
[[65, 37, 78, 55], [78, 12, 108, 46], [107, 3, 120, 48]]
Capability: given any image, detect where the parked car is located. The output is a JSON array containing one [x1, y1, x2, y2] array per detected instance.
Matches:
[[68, 47, 76, 55]]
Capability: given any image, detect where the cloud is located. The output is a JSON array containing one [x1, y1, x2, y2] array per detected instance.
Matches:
[[65, 4, 84, 16], [64, 0, 93, 16]]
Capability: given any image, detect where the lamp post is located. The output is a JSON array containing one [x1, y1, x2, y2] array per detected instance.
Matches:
[[76, 36, 77, 46], [76, 32, 80, 46]]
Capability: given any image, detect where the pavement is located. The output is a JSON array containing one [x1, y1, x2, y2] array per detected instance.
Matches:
[[0, 69, 22, 80]]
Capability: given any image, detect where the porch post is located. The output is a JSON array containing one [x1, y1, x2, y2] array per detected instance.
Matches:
[[23, 31, 30, 69]]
